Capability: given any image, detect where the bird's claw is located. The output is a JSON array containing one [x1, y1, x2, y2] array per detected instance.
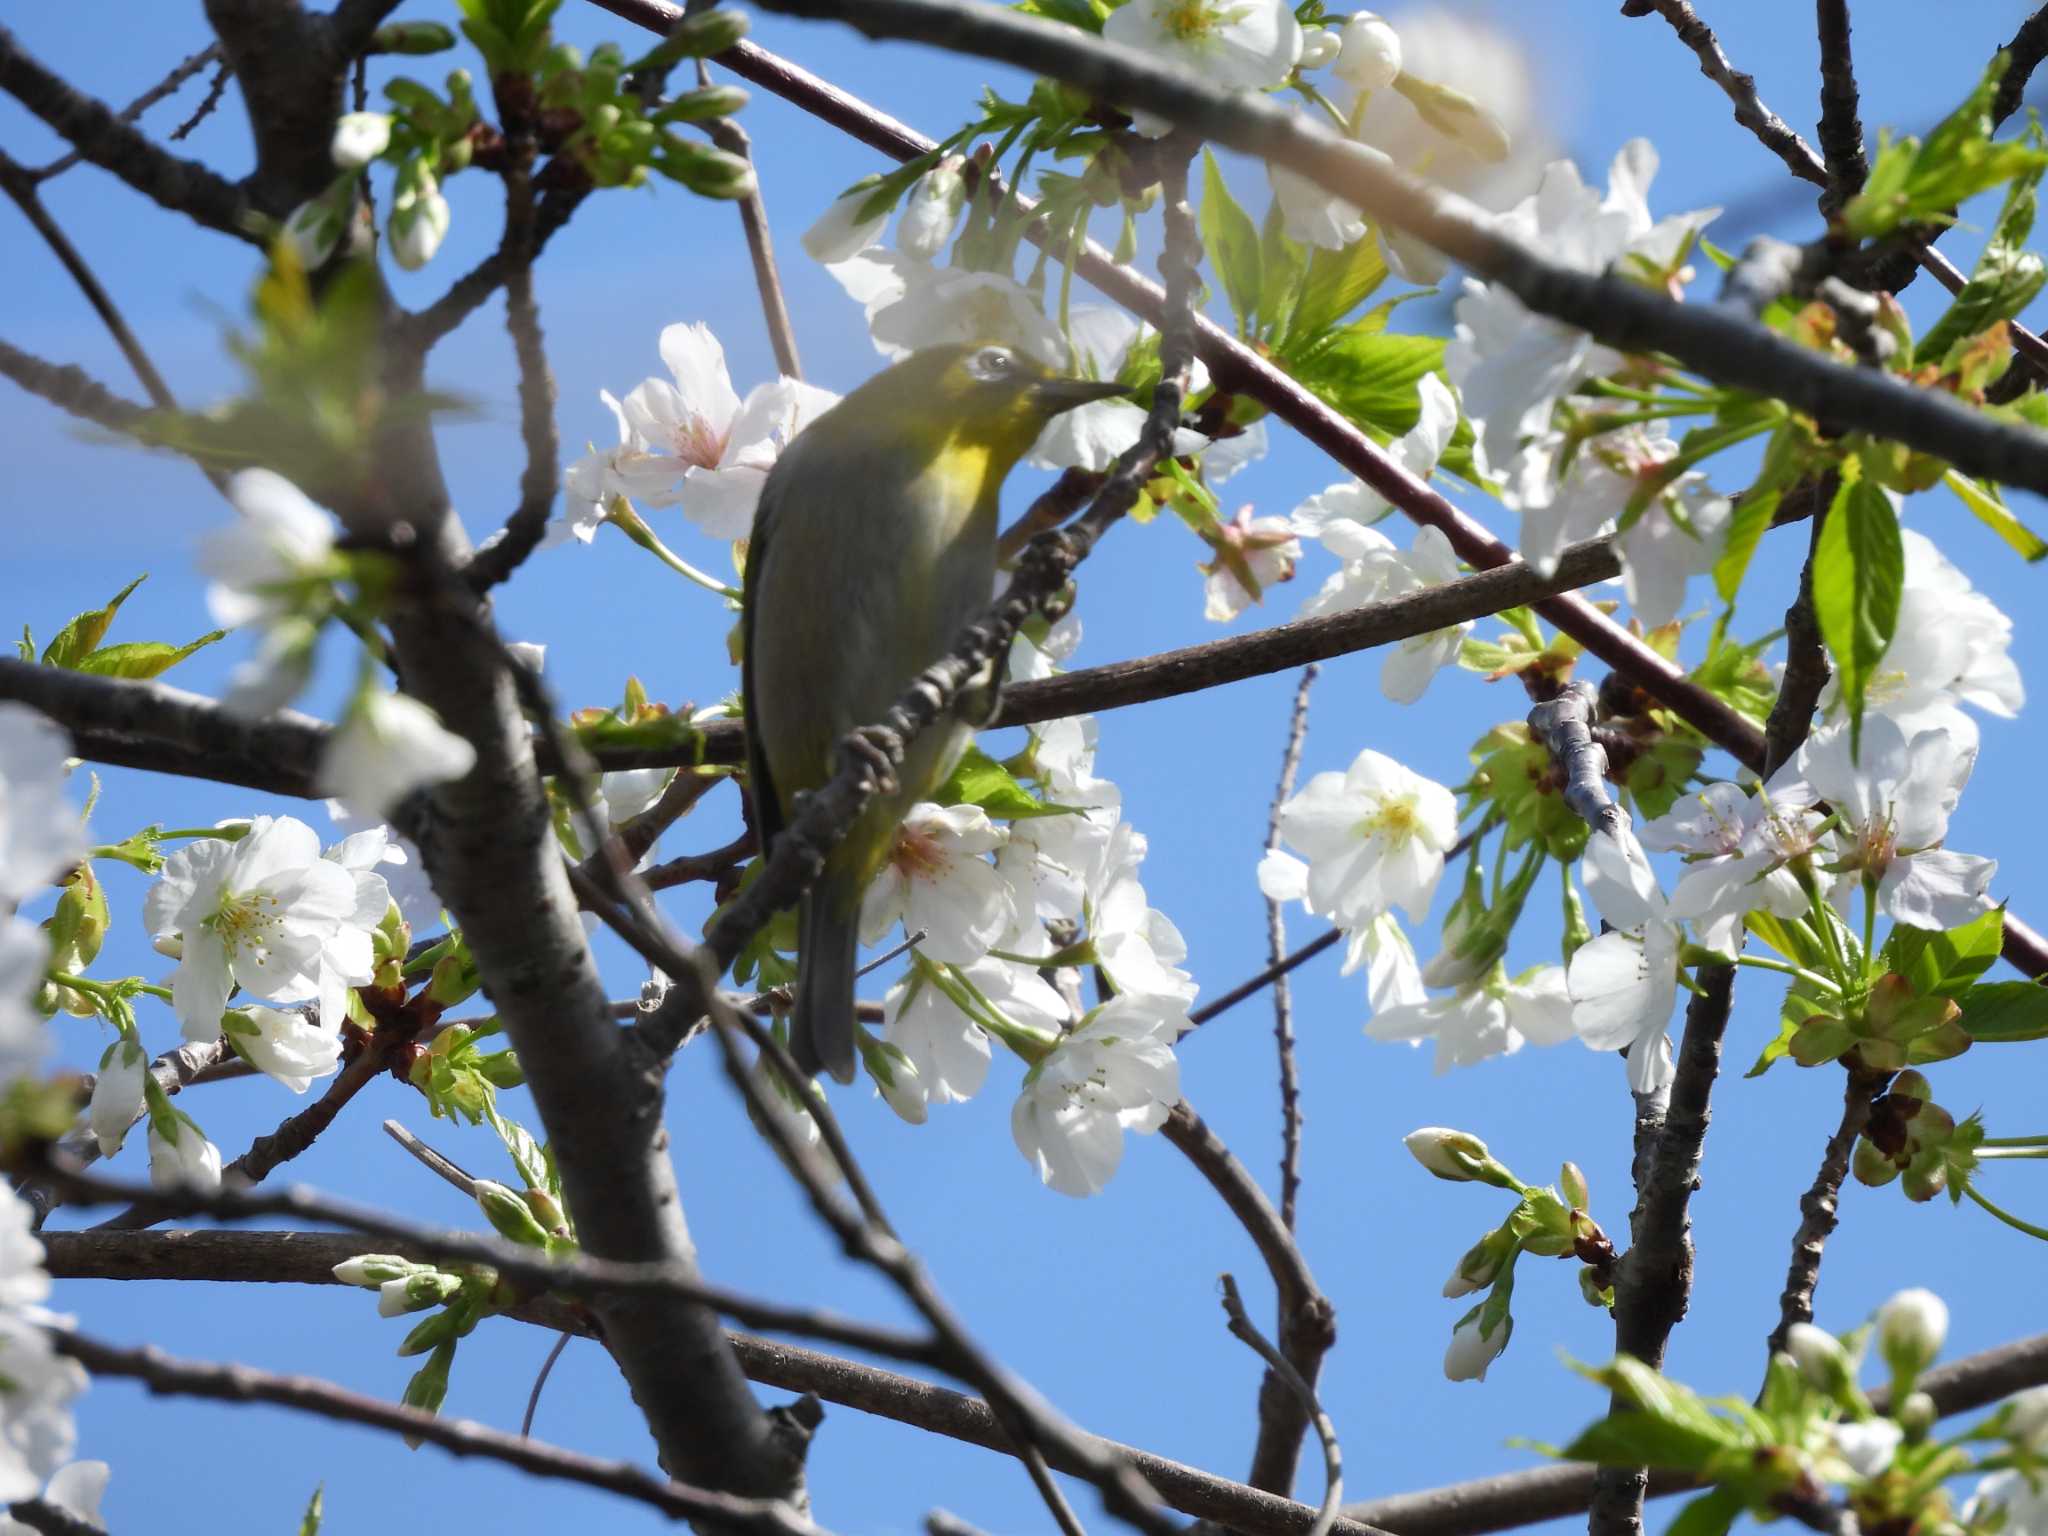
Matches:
[[953, 656, 1003, 729], [844, 725, 901, 794]]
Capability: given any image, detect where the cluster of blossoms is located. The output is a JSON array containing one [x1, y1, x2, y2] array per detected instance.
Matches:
[[851, 617, 1196, 1197]]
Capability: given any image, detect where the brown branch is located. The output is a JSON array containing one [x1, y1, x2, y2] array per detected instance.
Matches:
[[1813, 0, 1869, 211], [1616, 1, 1825, 188], [169, 58, 233, 143], [29, 40, 223, 181], [1268, 666, 1316, 1237], [3, 1499, 102, 1536], [0, 23, 252, 240], [466, 154, 562, 593], [46, 1226, 1394, 1536], [1219, 1274, 1342, 1536], [399, 186, 592, 354], [0, 337, 148, 435], [51, 1329, 824, 1534], [1996, 9, 2048, 125], [0, 151, 176, 409], [701, 69, 804, 379], [1767, 1071, 1886, 1357], [1163, 1102, 1335, 1500], [1763, 490, 1834, 779]]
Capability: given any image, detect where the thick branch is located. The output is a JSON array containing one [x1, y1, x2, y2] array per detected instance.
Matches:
[[1163, 1102, 1335, 1499], [1995, 9, 2048, 126], [51, 1329, 822, 1534], [0, 24, 252, 240], [1812, 0, 1869, 210]]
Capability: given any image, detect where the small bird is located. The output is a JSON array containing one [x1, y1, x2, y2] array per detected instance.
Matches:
[[742, 343, 1128, 1083]]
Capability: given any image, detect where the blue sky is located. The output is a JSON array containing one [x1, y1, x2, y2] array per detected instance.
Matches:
[[7, 2, 2048, 1532]]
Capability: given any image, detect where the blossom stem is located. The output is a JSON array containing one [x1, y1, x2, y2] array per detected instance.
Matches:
[[1963, 1182, 2048, 1242], [637, 532, 742, 599], [1733, 952, 1841, 994], [1980, 1135, 2048, 1148], [1976, 1147, 2048, 1161], [1292, 80, 1350, 135]]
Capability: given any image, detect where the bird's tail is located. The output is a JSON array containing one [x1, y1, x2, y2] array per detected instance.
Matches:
[[791, 881, 860, 1084]]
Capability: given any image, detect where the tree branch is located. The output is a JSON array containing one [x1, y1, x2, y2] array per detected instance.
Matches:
[[1218, 1274, 1342, 1536], [1767, 1071, 1885, 1357], [1163, 1102, 1335, 1500], [1813, 0, 1869, 211], [0, 338, 148, 435], [29, 40, 223, 182], [1616, 0, 1825, 188], [44, 1226, 1393, 1536], [1267, 666, 1316, 1238], [51, 1328, 824, 1534], [0, 23, 252, 240], [1996, 8, 2048, 125], [700, 70, 804, 379]]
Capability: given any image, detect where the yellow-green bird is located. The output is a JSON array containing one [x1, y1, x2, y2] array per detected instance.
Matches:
[[742, 342, 1128, 1083]]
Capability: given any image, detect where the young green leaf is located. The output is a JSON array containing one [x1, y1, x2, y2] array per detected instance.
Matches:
[[1843, 55, 2048, 239], [1883, 908, 2005, 999], [935, 745, 1073, 820], [1811, 471, 1903, 756], [1288, 325, 1444, 436], [1255, 196, 1307, 339], [1199, 149, 1262, 333], [1958, 979, 2048, 1041], [39, 574, 147, 670], [75, 631, 227, 680], [1277, 231, 1388, 352], [1946, 470, 2048, 561], [1915, 146, 2047, 365]]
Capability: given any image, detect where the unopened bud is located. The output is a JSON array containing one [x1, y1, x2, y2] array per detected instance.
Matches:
[[1785, 1322, 1855, 1398], [1898, 1391, 1937, 1441], [1405, 1127, 1496, 1184], [1392, 74, 1510, 162], [2007, 1385, 2048, 1451], [371, 20, 457, 54], [1876, 1288, 1948, 1387], [1298, 28, 1340, 69], [1334, 12, 1402, 91], [1560, 1161, 1590, 1210], [897, 158, 967, 262], [476, 1180, 552, 1248], [334, 1254, 424, 1289], [331, 112, 393, 170], [378, 1271, 462, 1317]]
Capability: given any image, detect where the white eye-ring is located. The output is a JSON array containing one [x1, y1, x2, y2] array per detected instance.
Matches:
[[965, 346, 1017, 382]]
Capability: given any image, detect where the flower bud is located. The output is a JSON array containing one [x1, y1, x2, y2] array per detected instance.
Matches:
[[89, 1039, 146, 1160], [388, 168, 450, 269], [804, 178, 891, 263], [1392, 74, 1510, 162], [2007, 1384, 2048, 1451], [401, 1339, 456, 1438], [1444, 1307, 1510, 1382], [1560, 1161, 1590, 1210], [371, 20, 457, 54], [1876, 1288, 1948, 1387], [331, 112, 393, 169], [378, 1271, 463, 1317], [1297, 28, 1340, 69], [1334, 13, 1402, 91], [897, 158, 966, 263], [1897, 1391, 1937, 1441], [1443, 1230, 1508, 1297], [1405, 1127, 1494, 1183], [333, 1254, 424, 1289], [475, 1180, 552, 1248], [1785, 1323, 1854, 1397], [1830, 1419, 1902, 1479]]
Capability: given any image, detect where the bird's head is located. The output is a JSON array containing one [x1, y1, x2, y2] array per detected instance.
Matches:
[[857, 342, 1131, 466]]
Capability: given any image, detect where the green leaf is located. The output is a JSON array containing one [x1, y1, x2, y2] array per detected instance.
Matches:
[[1254, 197, 1307, 339], [1844, 56, 2048, 239], [1884, 909, 2005, 999], [1946, 470, 2048, 561], [1011, 0, 1109, 31], [1713, 486, 1780, 604], [40, 575, 146, 670], [1289, 325, 1444, 436], [1556, 1414, 1731, 1472], [936, 745, 1071, 820], [75, 631, 226, 680], [16, 627, 32, 662], [1199, 149, 1262, 332], [1915, 151, 2048, 364], [1810, 470, 1903, 756], [299, 1486, 324, 1536], [1958, 979, 2048, 1041], [1666, 1487, 1744, 1536], [1278, 232, 1387, 352]]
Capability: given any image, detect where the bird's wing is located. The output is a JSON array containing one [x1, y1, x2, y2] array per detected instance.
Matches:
[[740, 465, 786, 855]]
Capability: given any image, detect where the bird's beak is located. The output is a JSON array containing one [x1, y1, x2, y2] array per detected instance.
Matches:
[[1030, 377, 1131, 413]]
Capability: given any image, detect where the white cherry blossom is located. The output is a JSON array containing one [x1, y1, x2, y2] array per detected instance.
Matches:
[[320, 689, 475, 822], [228, 1005, 343, 1094], [1291, 374, 1459, 541], [1368, 963, 1574, 1071], [1824, 527, 2022, 751], [143, 816, 361, 1040], [1201, 507, 1302, 621], [1765, 717, 1995, 929], [1568, 829, 1680, 1094], [0, 1461, 108, 1536], [1267, 106, 1367, 251], [1376, 524, 1472, 704], [0, 704, 86, 906], [802, 179, 890, 264], [147, 1111, 223, 1191], [1334, 11, 1401, 89], [885, 957, 1069, 1108], [1086, 822, 1197, 1006], [1966, 1471, 2048, 1536], [1639, 783, 1810, 954], [1446, 140, 1714, 482], [331, 112, 391, 168], [1025, 307, 1208, 473], [0, 923, 47, 1076], [1271, 748, 1459, 925], [828, 253, 1064, 366], [1101, 0, 1302, 137], [860, 803, 1013, 965], [197, 470, 338, 715], [897, 159, 966, 261], [0, 1313, 85, 1503], [1011, 992, 1184, 1196]]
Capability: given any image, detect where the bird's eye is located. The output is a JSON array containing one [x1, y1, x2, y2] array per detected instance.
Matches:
[[965, 346, 1016, 383]]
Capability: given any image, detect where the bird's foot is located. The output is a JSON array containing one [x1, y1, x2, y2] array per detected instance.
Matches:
[[953, 655, 1003, 729], [842, 724, 902, 795]]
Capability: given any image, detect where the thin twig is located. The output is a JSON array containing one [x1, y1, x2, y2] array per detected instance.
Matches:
[[1219, 1274, 1343, 1536], [1763, 492, 1834, 779], [168, 58, 233, 142], [700, 62, 803, 379], [1187, 930, 1343, 1032], [383, 1120, 480, 1196], [31, 40, 223, 180], [0, 337, 149, 434], [1767, 1071, 1886, 1357], [522, 1329, 575, 1439], [1267, 668, 1317, 1235], [52, 1328, 824, 1534]]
